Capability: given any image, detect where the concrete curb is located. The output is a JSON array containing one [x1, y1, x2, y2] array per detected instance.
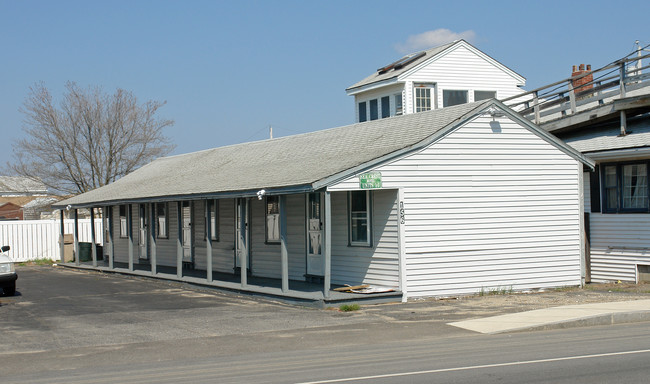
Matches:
[[521, 310, 650, 333], [448, 299, 650, 334]]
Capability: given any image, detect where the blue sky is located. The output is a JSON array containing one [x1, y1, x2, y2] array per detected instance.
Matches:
[[1, 0, 648, 168]]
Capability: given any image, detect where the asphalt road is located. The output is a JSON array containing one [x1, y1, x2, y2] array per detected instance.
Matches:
[[3, 266, 650, 383], [4, 319, 650, 383]]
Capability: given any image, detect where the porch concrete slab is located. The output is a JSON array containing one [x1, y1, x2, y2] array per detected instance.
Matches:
[[448, 299, 650, 334], [57, 262, 403, 307]]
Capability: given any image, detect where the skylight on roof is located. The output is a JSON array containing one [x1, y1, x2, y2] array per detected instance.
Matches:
[[377, 51, 426, 74]]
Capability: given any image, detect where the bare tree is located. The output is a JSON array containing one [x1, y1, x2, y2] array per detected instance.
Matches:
[[8, 82, 175, 194]]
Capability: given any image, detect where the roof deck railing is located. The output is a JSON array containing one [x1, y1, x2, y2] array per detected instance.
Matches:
[[502, 51, 650, 128]]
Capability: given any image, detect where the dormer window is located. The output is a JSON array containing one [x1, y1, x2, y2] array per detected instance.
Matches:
[[474, 90, 497, 101], [358, 101, 367, 122], [381, 96, 390, 118], [369, 99, 378, 120], [443, 90, 468, 107], [395, 94, 403, 115], [414, 84, 435, 112]]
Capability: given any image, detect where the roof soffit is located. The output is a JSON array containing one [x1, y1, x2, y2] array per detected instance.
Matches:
[[346, 77, 401, 96]]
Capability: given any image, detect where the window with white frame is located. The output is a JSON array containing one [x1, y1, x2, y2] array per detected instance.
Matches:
[[414, 85, 432, 112], [156, 202, 168, 238], [474, 90, 496, 101], [381, 96, 390, 118], [395, 93, 403, 115], [443, 90, 468, 107], [205, 199, 219, 241], [348, 190, 371, 246], [369, 99, 378, 120], [119, 205, 128, 238], [603, 162, 649, 213], [266, 196, 280, 243], [358, 101, 367, 122]]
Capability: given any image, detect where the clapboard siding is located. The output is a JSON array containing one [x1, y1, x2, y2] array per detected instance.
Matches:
[[403, 44, 523, 113], [108, 196, 307, 280], [240, 194, 307, 280], [212, 199, 236, 273], [330, 189, 400, 288], [250, 198, 281, 278], [286, 194, 307, 280], [226, 194, 308, 281], [153, 203, 180, 267], [330, 115, 582, 298], [108, 200, 238, 272], [588, 212, 650, 282], [193, 200, 207, 269], [112, 204, 131, 263], [246, 191, 399, 284]]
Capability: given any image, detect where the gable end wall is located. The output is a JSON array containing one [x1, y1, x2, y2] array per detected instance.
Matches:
[[329, 115, 582, 298], [402, 44, 524, 113]]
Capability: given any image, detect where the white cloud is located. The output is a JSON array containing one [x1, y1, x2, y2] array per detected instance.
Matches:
[[395, 29, 477, 54]]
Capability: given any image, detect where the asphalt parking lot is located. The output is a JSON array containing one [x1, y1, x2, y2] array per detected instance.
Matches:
[[3, 265, 650, 380], [0, 265, 378, 355]]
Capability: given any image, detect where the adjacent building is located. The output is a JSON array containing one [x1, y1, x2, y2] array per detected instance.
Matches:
[[503, 53, 650, 284], [0, 176, 57, 220], [346, 39, 525, 123]]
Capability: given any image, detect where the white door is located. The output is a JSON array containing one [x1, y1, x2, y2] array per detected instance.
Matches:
[[139, 204, 148, 260], [235, 198, 249, 270], [182, 201, 193, 262], [306, 193, 323, 276]]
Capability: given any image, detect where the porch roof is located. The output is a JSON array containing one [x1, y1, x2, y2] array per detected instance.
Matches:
[[54, 99, 593, 208]]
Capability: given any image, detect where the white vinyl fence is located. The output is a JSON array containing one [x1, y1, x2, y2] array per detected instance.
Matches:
[[0, 219, 103, 262]]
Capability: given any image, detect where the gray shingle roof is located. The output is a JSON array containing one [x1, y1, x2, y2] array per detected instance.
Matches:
[[561, 116, 650, 153], [0, 176, 47, 195], [346, 41, 456, 92], [56, 101, 493, 208]]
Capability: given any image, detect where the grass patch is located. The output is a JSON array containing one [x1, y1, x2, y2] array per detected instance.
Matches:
[[478, 286, 513, 296], [18, 259, 55, 266], [339, 303, 361, 312]]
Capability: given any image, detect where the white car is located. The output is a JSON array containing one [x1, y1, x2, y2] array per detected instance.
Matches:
[[0, 246, 16, 296]]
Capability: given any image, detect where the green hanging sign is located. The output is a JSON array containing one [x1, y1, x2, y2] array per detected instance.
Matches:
[[359, 171, 382, 189]]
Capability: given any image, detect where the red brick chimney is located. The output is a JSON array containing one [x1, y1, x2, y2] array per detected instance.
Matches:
[[571, 64, 593, 94]]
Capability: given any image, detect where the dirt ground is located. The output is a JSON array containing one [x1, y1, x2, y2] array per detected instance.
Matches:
[[361, 282, 650, 322], [467, 282, 650, 306]]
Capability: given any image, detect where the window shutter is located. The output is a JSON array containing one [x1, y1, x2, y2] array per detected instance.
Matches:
[[590, 165, 601, 213]]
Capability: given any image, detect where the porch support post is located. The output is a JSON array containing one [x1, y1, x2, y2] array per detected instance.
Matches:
[[578, 165, 586, 287], [206, 200, 213, 283], [323, 191, 331, 298], [59, 210, 65, 263], [240, 199, 247, 288], [90, 207, 97, 267], [397, 188, 408, 302], [177, 202, 183, 278], [108, 206, 115, 269], [73, 209, 79, 266], [150, 203, 157, 275], [280, 195, 289, 293], [127, 204, 134, 271], [125, 205, 133, 270]]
